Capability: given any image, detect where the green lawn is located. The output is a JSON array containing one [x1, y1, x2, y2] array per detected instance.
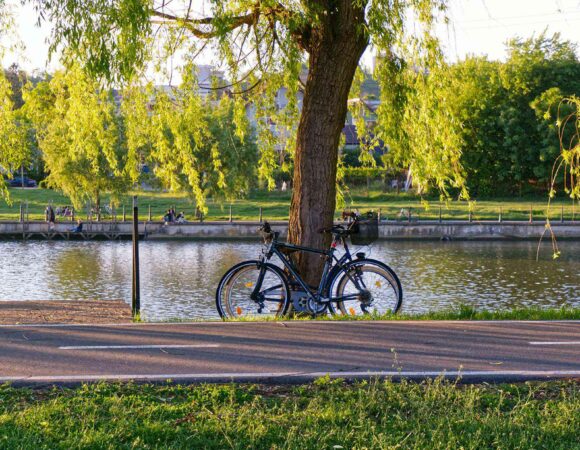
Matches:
[[1, 379, 578, 449], [1, 187, 578, 222]]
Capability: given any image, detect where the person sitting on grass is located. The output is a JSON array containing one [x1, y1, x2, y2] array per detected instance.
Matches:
[[69, 219, 83, 233]]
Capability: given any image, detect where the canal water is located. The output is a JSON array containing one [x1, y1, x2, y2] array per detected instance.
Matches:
[[0, 240, 578, 321]]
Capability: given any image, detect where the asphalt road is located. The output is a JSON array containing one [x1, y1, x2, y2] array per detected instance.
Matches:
[[1, 320, 579, 386]]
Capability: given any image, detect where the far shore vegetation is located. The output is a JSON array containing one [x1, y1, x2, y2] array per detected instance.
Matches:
[[2, 186, 578, 223], [1, 379, 578, 449]]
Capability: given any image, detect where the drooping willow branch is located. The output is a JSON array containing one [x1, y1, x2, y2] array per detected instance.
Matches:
[[538, 96, 580, 260]]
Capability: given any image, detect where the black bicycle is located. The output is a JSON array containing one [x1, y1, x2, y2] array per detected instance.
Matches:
[[215, 214, 403, 319]]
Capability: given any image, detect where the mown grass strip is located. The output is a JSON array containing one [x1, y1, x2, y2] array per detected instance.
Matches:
[[2, 187, 577, 222], [0, 378, 578, 449]]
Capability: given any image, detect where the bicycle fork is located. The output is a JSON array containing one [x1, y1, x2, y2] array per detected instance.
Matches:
[[249, 262, 268, 313]]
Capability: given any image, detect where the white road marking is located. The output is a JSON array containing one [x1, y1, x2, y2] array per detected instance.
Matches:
[[59, 344, 221, 350], [529, 341, 580, 346], [1, 370, 580, 383]]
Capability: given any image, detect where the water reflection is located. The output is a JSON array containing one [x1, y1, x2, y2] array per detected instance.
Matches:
[[0, 240, 578, 321]]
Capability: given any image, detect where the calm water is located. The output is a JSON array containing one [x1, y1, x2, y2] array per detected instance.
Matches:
[[0, 240, 578, 321]]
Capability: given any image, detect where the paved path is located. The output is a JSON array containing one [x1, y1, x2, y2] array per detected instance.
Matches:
[[1, 321, 579, 385]]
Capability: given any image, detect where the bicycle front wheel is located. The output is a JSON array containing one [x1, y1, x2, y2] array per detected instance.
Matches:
[[329, 260, 402, 316], [216, 261, 290, 319]]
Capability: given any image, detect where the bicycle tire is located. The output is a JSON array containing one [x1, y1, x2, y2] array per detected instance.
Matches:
[[216, 260, 291, 319], [327, 259, 403, 316]]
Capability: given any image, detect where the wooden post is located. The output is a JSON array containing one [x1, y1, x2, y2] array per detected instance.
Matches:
[[529, 205, 533, 224], [229, 205, 232, 223], [407, 207, 411, 223], [438, 205, 442, 223], [71, 207, 75, 222], [378, 208, 381, 222], [259, 207, 263, 223], [561, 205, 564, 223], [122, 205, 126, 222], [148, 205, 152, 222], [19, 203, 23, 223], [498, 206, 502, 223], [468, 209, 472, 223], [132, 196, 140, 318]]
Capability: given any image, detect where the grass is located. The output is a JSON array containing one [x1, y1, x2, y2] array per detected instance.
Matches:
[[1, 187, 578, 222], [1, 379, 578, 449], [321, 305, 580, 321], [159, 306, 580, 323]]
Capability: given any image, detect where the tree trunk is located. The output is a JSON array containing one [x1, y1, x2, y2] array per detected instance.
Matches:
[[288, 2, 368, 286]]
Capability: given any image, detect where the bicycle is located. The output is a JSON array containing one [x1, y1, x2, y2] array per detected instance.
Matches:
[[215, 214, 403, 319]]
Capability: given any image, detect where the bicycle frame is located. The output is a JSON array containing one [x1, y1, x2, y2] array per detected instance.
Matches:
[[251, 233, 365, 305]]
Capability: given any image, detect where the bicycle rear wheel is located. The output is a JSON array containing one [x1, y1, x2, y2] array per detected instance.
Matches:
[[329, 259, 402, 316], [216, 261, 290, 319]]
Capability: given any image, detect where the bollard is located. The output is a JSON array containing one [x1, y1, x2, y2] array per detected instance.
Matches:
[[132, 196, 140, 318], [229, 205, 233, 223], [259, 207, 263, 223]]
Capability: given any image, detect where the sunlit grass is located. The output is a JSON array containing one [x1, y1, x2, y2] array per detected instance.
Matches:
[[1, 187, 577, 222], [156, 306, 580, 323], [0, 379, 578, 448]]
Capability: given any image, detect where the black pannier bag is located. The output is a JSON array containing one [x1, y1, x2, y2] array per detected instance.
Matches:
[[350, 212, 379, 246]]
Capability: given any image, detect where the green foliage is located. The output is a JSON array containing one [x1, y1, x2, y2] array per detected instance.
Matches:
[[27, 0, 467, 210], [22, 67, 129, 209], [552, 96, 580, 201], [122, 68, 258, 213], [0, 70, 28, 200], [441, 33, 580, 197]]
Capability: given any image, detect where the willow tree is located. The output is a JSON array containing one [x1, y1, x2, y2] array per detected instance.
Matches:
[[0, 71, 28, 198], [122, 68, 258, 214], [31, 0, 463, 281], [22, 67, 129, 210], [0, 3, 28, 199]]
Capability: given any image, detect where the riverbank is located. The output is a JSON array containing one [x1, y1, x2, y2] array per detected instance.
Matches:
[[1, 379, 578, 448], [0, 303, 577, 325], [2, 187, 577, 222], [0, 300, 132, 325], [1, 219, 580, 240]]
